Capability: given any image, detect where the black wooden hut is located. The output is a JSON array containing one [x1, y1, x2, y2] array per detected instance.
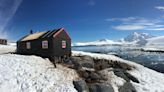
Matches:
[[17, 28, 71, 58]]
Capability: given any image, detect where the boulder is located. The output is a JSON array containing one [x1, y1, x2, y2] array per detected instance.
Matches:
[[89, 72, 102, 81], [89, 83, 114, 92], [70, 56, 94, 70], [113, 69, 139, 83], [119, 82, 136, 92], [113, 69, 130, 82], [124, 72, 139, 83], [73, 80, 89, 92], [81, 62, 94, 69]]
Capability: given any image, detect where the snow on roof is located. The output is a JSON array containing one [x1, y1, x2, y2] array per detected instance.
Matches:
[[21, 32, 46, 41]]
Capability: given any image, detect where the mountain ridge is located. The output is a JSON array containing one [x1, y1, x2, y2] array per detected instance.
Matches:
[[73, 32, 160, 47]]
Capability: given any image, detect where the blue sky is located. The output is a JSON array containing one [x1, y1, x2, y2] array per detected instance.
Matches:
[[1, 0, 164, 42]]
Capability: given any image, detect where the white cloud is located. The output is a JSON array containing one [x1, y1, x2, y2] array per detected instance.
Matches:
[[107, 17, 164, 31], [155, 6, 164, 11], [113, 25, 145, 31], [0, 0, 22, 39], [106, 17, 137, 22], [147, 28, 164, 31]]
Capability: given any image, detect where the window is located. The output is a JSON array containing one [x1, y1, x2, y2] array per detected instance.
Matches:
[[26, 42, 31, 49], [62, 40, 66, 49], [42, 40, 48, 49]]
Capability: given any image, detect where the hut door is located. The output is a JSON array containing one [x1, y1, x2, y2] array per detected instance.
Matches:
[[62, 40, 66, 49]]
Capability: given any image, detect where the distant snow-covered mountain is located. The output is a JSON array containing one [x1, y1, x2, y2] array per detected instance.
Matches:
[[119, 32, 154, 46], [146, 36, 164, 49], [74, 39, 123, 46], [123, 32, 154, 42], [73, 32, 164, 47]]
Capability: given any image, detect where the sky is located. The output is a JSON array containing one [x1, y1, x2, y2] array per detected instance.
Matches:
[[1, 0, 164, 42]]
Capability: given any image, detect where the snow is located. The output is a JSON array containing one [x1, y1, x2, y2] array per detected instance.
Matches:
[[1, 42, 164, 92], [0, 45, 16, 54], [72, 51, 164, 92], [0, 54, 79, 92]]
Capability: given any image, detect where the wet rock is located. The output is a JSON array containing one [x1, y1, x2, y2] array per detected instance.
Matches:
[[73, 80, 89, 92], [119, 82, 136, 92]]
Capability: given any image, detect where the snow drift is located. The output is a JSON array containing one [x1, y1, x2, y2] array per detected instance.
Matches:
[[0, 54, 79, 92]]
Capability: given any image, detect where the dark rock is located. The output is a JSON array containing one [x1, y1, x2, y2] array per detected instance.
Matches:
[[124, 72, 139, 83], [113, 69, 130, 82], [94, 59, 111, 70], [113, 69, 139, 83], [73, 80, 89, 92], [71, 56, 94, 70], [119, 82, 136, 92], [89, 72, 102, 81], [81, 56, 93, 61], [70, 57, 82, 70], [89, 84, 98, 92], [89, 83, 114, 92], [81, 62, 94, 68], [77, 70, 90, 79]]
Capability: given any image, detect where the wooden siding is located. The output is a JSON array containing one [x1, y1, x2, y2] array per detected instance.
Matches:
[[17, 28, 71, 57]]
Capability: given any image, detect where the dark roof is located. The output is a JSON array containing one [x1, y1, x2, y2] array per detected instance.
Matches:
[[18, 28, 62, 42]]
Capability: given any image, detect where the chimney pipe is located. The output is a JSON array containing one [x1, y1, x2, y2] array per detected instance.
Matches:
[[30, 30, 33, 34]]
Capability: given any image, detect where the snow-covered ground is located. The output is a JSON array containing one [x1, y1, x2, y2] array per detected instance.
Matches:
[[0, 54, 79, 92], [1, 43, 164, 92], [0, 45, 16, 54], [72, 51, 164, 92]]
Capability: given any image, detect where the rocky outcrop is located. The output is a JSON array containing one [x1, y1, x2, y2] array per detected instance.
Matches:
[[89, 83, 114, 92], [73, 80, 89, 92], [113, 69, 139, 83], [119, 82, 136, 92], [62, 56, 138, 92]]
